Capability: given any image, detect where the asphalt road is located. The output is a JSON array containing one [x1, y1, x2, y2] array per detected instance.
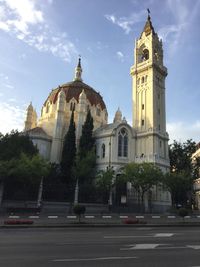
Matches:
[[0, 226, 200, 267]]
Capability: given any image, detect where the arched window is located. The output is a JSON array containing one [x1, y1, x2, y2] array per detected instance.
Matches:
[[46, 103, 50, 113], [70, 102, 76, 111], [143, 49, 149, 60], [141, 76, 145, 83], [118, 128, 128, 157], [101, 143, 105, 158], [96, 107, 101, 116]]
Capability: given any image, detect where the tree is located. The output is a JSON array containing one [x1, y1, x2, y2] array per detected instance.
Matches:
[[75, 110, 96, 203], [0, 131, 39, 204], [163, 171, 192, 207], [169, 139, 196, 175], [43, 163, 67, 201], [123, 162, 162, 212], [79, 110, 94, 159], [167, 139, 197, 208], [75, 149, 96, 202], [2, 153, 50, 201], [95, 167, 115, 205], [0, 130, 38, 160], [60, 109, 76, 201]]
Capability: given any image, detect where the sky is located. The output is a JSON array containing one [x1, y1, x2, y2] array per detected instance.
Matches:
[[0, 0, 200, 143]]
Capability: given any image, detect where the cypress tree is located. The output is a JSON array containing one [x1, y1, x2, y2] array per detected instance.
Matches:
[[77, 109, 96, 202], [60, 108, 76, 186], [79, 109, 95, 159]]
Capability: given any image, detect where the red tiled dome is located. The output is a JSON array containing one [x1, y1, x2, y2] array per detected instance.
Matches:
[[44, 80, 106, 110]]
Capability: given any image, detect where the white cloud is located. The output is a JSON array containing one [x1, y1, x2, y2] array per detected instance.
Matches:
[[4, 83, 14, 89], [167, 121, 200, 144], [0, 0, 77, 62], [0, 73, 14, 89], [0, 0, 43, 35], [116, 51, 124, 62], [158, 0, 200, 56], [0, 100, 25, 134], [105, 10, 146, 34]]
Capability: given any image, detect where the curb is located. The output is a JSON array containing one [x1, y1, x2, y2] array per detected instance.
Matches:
[[1, 222, 200, 228]]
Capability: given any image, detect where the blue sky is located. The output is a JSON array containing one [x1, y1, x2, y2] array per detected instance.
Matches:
[[0, 0, 200, 143]]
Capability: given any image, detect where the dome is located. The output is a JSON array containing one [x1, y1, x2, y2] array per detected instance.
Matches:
[[44, 80, 106, 110]]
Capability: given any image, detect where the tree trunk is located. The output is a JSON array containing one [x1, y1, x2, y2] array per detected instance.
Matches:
[[141, 193, 145, 213], [74, 179, 79, 205], [37, 177, 43, 208]]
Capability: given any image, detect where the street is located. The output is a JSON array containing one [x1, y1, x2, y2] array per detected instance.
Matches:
[[0, 226, 200, 266]]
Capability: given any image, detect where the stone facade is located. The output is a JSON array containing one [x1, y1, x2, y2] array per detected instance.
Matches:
[[24, 14, 171, 212]]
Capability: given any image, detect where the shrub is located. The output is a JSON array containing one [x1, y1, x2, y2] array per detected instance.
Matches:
[[73, 204, 86, 222], [123, 218, 139, 224], [178, 208, 189, 219], [4, 220, 33, 225]]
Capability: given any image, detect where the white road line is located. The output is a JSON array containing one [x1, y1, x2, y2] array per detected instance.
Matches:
[[120, 215, 128, 219], [48, 216, 58, 219], [104, 233, 174, 239], [104, 235, 150, 238], [67, 215, 77, 219], [8, 216, 20, 219], [187, 245, 200, 250], [136, 215, 144, 218], [102, 215, 112, 219], [167, 216, 176, 219], [154, 233, 174, 237], [53, 256, 138, 262], [29, 216, 39, 219], [121, 244, 160, 250], [85, 215, 95, 219]]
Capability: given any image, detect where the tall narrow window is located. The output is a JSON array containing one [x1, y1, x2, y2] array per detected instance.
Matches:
[[46, 103, 50, 113], [96, 108, 101, 116], [101, 144, 105, 158], [118, 128, 128, 157], [141, 119, 144, 126], [142, 104, 144, 110], [70, 102, 76, 111], [141, 76, 145, 83]]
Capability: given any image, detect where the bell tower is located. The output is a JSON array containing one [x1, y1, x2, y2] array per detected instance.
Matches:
[[130, 12, 169, 170]]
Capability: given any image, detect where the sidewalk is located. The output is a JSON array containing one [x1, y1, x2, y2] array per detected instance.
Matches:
[[1, 213, 200, 227]]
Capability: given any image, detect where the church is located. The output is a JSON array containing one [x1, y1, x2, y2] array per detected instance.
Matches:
[[24, 14, 171, 211]]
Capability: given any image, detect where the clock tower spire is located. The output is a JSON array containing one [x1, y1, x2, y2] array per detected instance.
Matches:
[[130, 13, 169, 170]]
